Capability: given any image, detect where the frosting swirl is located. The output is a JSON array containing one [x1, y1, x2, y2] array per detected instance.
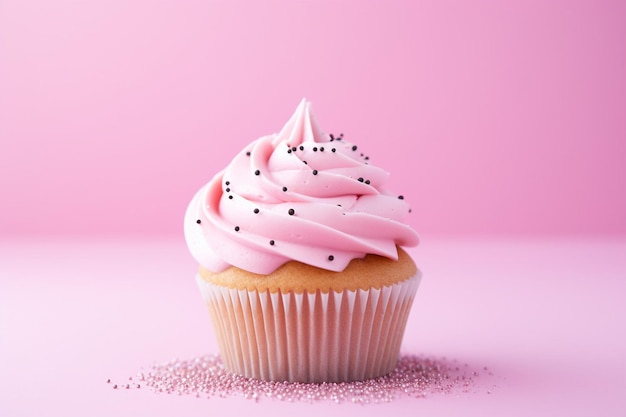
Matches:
[[184, 99, 419, 274]]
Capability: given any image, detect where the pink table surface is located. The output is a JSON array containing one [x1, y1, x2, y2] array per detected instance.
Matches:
[[1, 236, 625, 416]]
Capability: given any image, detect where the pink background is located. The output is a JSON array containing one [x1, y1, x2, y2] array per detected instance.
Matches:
[[2, 1, 626, 417], [1, 0, 625, 238]]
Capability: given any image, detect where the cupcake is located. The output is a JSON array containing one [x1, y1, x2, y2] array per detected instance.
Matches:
[[184, 99, 420, 383]]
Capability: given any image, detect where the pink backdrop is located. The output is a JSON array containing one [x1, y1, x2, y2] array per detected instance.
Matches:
[[1, 0, 625, 237], [2, 3, 626, 416]]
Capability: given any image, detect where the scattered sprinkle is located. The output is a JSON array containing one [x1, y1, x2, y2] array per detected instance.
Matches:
[[254, 170, 260, 176], [225, 187, 230, 192], [269, 240, 275, 245], [299, 145, 304, 151], [234, 226, 240, 232], [320, 147, 324, 152], [282, 186, 288, 192], [112, 354, 490, 403], [288, 209, 295, 216], [358, 177, 364, 182], [196, 219, 201, 224], [365, 180, 371, 185], [254, 208, 260, 214], [313, 147, 318, 152], [331, 148, 336, 153], [312, 170, 318, 175], [398, 195, 404, 200], [228, 195, 233, 200], [225, 181, 230, 186], [352, 145, 357, 151], [328, 255, 334, 261], [246, 151, 251, 156]]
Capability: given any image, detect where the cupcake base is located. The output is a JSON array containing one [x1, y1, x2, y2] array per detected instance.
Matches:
[[196, 273, 421, 383]]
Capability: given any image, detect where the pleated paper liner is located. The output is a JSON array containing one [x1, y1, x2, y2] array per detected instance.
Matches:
[[196, 273, 421, 383]]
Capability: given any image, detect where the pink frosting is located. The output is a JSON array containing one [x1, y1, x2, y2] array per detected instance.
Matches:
[[184, 99, 419, 274]]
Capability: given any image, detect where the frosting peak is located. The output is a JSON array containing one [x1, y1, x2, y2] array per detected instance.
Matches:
[[272, 98, 327, 146], [184, 100, 419, 275]]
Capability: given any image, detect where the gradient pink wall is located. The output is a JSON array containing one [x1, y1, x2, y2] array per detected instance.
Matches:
[[1, 0, 625, 237]]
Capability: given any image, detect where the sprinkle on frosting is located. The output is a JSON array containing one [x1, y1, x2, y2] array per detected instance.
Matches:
[[184, 99, 419, 274]]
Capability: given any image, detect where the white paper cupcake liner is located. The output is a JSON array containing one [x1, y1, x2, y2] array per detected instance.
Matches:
[[196, 273, 421, 383]]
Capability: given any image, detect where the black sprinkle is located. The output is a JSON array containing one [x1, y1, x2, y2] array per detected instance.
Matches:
[[288, 208, 295, 216], [360, 153, 364, 157], [358, 177, 364, 182], [331, 148, 336, 152], [225, 181, 230, 186], [365, 179, 371, 185], [225, 187, 230, 192], [365, 156, 369, 160], [254, 208, 260, 214], [352, 145, 357, 151], [228, 195, 233, 200], [312, 170, 318, 175], [329, 133, 335, 141], [287, 149, 292, 154], [196, 219, 201, 224], [398, 195, 404, 200], [246, 151, 251, 156], [313, 147, 318, 152], [303, 161, 308, 165], [269, 240, 275, 246], [292, 147, 297, 152], [320, 147, 324, 152], [254, 169, 260, 176], [282, 186, 288, 192], [299, 145, 304, 151], [328, 255, 335, 261], [409, 208, 412, 213], [234, 226, 240, 232]]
